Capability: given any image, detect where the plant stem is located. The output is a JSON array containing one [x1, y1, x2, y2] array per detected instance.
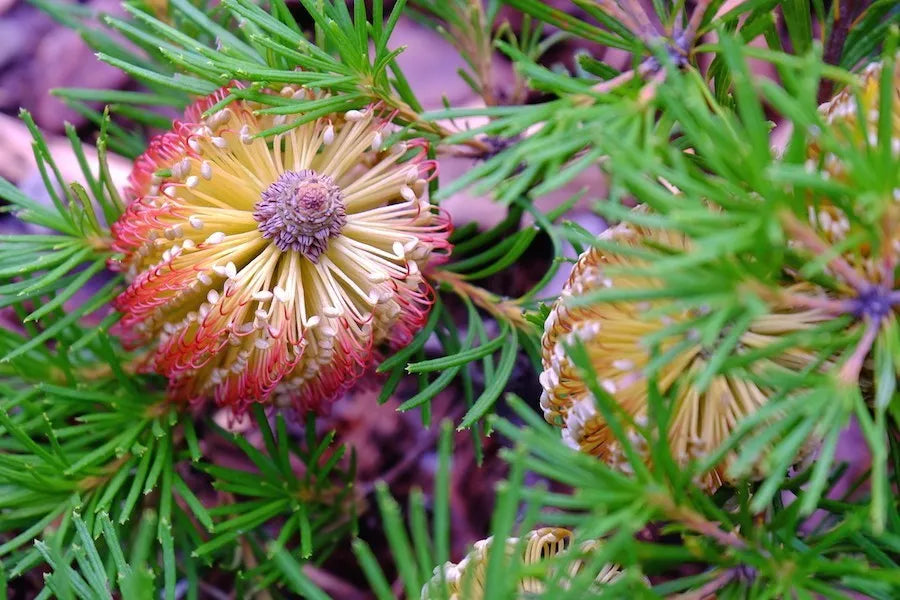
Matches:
[[879, 211, 897, 287], [819, 0, 874, 101], [669, 568, 736, 599], [777, 291, 850, 313], [431, 270, 532, 332], [592, 0, 659, 42], [681, 0, 715, 45], [781, 211, 871, 292], [240, 536, 275, 600], [838, 317, 881, 383], [652, 492, 748, 550], [389, 97, 492, 154]]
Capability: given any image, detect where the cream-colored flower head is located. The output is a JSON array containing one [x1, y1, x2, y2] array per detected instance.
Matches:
[[807, 55, 899, 283], [539, 218, 827, 491], [421, 528, 630, 599]]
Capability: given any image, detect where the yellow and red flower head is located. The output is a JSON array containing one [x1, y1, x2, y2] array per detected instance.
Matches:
[[110, 86, 451, 412]]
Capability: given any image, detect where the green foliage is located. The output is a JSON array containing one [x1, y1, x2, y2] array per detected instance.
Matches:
[[1, 0, 899, 598], [38, 512, 155, 600], [353, 421, 454, 600], [0, 127, 353, 591]]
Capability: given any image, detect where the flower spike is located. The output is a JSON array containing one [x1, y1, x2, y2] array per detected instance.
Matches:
[[540, 218, 825, 491]]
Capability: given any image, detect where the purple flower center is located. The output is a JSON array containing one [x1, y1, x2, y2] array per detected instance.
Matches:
[[253, 170, 346, 262]]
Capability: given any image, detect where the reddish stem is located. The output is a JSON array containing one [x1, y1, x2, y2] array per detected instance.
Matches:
[[782, 212, 871, 292], [780, 292, 852, 313], [669, 568, 736, 600], [838, 317, 881, 383]]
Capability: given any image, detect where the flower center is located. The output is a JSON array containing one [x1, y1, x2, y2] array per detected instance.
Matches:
[[851, 285, 899, 320], [253, 169, 347, 262]]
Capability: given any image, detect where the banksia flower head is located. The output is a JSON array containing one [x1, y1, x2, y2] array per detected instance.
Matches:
[[110, 86, 451, 411], [421, 528, 632, 599], [787, 55, 899, 390], [817, 56, 899, 162], [806, 55, 900, 283], [540, 219, 826, 491]]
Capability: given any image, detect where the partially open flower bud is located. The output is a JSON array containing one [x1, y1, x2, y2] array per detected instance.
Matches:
[[110, 86, 451, 412], [806, 55, 899, 284], [540, 219, 826, 491], [817, 55, 899, 163], [421, 528, 633, 599], [792, 56, 900, 395]]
